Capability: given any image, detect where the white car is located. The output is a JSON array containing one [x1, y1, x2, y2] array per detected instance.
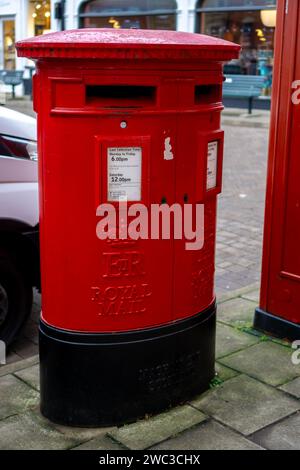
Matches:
[[0, 106, 39, 346]]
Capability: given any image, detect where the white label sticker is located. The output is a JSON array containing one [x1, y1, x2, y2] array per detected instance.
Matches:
[[207, 141, 218, 190], [107, 147, 142, 201]]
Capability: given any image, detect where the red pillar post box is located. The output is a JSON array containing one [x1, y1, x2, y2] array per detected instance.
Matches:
[[16, 30, 239, 426], [255, 0, 300, 341]]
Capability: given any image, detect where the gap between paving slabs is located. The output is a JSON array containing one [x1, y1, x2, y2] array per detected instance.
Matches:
[[108, 405, 207, 450]]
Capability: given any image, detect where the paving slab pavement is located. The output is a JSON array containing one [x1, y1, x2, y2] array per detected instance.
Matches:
[[279, 377, 300, 399], [0, 412, 79, 450], [220, 341, 300, 387], [0, 374, 39, 420], [215, 362, 239, 382], [216, 321, 259, 359], [153, 420, 263, 450], [0, 286, 299, 450], [217, 297, 258, 328], [189, 374, 300, 436], [108, 406, 207, 450], [15, 364, 40, 391], [72, 436, 123, 451], [251, 413, 300, 450]]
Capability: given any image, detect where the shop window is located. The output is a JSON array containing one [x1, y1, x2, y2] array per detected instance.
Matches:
[[196, 0, 277, 95], [79, 0, 177, 30], [2, 20, 15, 70], [31, 0, 51, 35]]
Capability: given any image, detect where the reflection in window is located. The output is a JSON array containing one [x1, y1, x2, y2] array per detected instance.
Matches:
[[196, 0, 277, 95], [79, 0, 177, 30], [199, 0, 276, 7]]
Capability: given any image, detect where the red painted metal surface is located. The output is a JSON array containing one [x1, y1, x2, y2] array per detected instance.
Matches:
[[259, 0, 300, 324], [16, 29, 239, 332], [17, 28, 238, 60]]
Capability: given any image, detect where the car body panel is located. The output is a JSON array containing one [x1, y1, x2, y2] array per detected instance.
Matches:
[[0, 155, 38, 183], [0, 106, 36, 141], [0, 108, 38, 230], [0, 183, 39, 228]]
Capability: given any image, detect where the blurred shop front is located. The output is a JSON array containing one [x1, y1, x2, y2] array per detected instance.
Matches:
[[78, 0, 177, 30], [0, 0, 277, 101], [196, 0, 277, 97], [0, 0, 19, 71], [0, 0, 51, 98], [0, 0, 51, 71]]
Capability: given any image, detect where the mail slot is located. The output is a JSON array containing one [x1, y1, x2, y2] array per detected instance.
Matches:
[[16, 29, 239, 426]]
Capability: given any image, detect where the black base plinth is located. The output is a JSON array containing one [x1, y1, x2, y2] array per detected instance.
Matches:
[[39, 303, 216, 427], [254, 307, 300, 342]]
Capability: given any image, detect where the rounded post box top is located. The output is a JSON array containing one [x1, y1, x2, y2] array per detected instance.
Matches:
[[16, 28, 240, 61]]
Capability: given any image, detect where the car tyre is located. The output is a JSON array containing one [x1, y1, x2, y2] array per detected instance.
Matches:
[[0, 249, 33, 347]]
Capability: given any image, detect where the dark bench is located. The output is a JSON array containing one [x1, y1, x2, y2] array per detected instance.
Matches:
[[223, 74, 267, 114], [1, 70, 24, 99]]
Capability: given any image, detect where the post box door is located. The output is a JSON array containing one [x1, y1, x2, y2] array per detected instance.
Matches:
[[93, 111, 178, 331]]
